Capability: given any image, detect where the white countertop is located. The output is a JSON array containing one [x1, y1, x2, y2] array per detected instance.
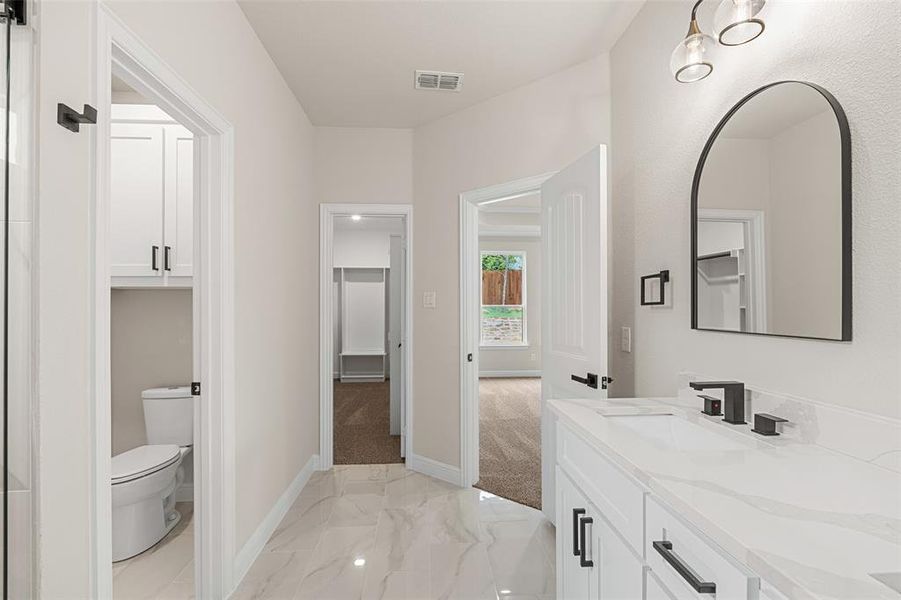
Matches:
[[548, 396, 901, 600]]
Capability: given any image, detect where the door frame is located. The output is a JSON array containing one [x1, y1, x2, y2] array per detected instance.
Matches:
[[92, 6, 236, 598], [696, 208, 767, 331], [458, 173, 554, 491], [319, 204, 414, 469]]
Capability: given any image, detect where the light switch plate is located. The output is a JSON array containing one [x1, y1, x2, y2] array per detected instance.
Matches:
[[423, 291, 437, 309], [621, 326, 632, 353]]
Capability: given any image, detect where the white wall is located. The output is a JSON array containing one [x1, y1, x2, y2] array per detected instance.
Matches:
[[478, 238, 542, 376], [610, 0, 901, 418], [110, 289, 193, 455], [36, 0, 318, 594], [412, 55, 613, 466], [314, 127, 413, 205]]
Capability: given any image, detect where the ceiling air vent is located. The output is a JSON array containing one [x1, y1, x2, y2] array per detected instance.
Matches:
[[414, 70, 464, 92]]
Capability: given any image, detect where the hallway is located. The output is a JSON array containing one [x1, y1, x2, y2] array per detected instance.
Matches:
[[235, 465, 556, 599]]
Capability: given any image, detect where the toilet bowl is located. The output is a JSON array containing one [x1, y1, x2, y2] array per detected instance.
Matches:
[[112, 386, 193, 562]]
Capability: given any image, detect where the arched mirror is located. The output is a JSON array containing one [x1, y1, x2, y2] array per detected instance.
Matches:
[[691, 81, 851, 341]]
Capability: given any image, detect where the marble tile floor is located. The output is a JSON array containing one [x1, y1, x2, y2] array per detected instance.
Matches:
[[113, 502, 195, 600], [235, 464, 556, 600]]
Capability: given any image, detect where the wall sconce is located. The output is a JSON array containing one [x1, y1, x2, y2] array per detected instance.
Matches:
[[640, 270, 670, 306], [671, 0, 767, 83]]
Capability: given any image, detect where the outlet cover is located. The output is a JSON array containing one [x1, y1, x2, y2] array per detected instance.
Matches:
[[423, 291, 437, 309]]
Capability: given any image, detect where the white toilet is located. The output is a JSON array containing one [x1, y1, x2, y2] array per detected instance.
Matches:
[[112, 385, 193, 562]]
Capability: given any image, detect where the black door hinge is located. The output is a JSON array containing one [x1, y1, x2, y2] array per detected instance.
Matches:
[[191, 382, 201, 396], [466, 353, 473, 362]]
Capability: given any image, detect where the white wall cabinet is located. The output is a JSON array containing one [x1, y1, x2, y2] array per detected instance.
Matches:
[[555, 417, 763, 600], [110, 115, 193, 288]]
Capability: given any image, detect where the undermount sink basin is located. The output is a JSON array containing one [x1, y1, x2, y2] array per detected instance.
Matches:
[[605, 414, 754, 452]]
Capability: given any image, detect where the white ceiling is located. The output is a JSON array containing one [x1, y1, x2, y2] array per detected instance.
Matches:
[[238, 1, 644, 128]]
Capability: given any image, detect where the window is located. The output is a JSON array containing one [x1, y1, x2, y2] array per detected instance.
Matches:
[[480, 252, 526, 346]]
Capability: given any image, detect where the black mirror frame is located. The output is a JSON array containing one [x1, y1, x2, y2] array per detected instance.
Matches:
[[690, 80, 852, 341]]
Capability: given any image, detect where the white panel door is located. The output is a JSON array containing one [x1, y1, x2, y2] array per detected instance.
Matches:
[[541, 145, 609, 520], [388, 235, 404, 438], [110, 123, 164, 277], [164, 124, 194, 277]]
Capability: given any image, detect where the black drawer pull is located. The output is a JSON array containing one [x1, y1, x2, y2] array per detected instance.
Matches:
[[653, 540, 716, 594], [164, 245, 172, 271], [579, 516, 594, 568], [572, 508, 585, 556], [151, 245, 160, 271]]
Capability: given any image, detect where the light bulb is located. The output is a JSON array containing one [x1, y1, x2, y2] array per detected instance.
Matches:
[[671, 25, 716, 83], [714, 0, 766, 46], [351, 214, 362, 221]]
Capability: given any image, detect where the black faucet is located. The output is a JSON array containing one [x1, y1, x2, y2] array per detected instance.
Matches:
[[689, 381, 746, 425]]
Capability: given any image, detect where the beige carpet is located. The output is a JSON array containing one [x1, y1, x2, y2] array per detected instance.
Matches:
[[333, 380, 404, 465], [476, 377, 542, 509]]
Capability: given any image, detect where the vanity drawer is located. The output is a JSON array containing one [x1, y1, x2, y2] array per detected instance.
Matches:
[[646, 497, 759, 600], [557, 421, 646, 555]]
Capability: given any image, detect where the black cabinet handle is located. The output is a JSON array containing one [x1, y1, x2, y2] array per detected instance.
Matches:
[[152, 245, 160, 271], [571, 373, 598, 389], [579, 516, 594, 568], [572, 508, 585, 556], [164, 246, 172, 271], [653, 540, 716, 594]]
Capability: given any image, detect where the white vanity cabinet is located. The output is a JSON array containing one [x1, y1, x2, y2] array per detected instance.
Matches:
[[555, 416, 762, 600], [110, 106, 193, 288], [556, 468, 644, 600]]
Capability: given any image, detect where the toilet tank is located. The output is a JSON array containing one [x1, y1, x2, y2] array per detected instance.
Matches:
[[142, 386, 193, 446]]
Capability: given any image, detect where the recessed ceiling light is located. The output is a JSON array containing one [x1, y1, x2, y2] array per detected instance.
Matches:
[[353, 557, 366, 567], [351, 214, 362, 221]]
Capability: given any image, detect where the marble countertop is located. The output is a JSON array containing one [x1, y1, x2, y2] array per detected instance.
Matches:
[[548, 396, 901, 600]]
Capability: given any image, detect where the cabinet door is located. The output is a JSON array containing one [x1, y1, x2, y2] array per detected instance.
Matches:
[[596, 516, 644, 600], [556, 468, 598, 600], [163, 124, 194, 278], [110, 123, 164, 277]]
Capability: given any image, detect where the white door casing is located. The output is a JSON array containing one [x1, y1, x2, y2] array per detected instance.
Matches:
[[541, 145, 609, 521]]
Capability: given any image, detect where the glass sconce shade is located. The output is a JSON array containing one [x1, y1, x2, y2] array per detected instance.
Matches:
[[671, 30, 716, 83], [714, 0, 766, 46]]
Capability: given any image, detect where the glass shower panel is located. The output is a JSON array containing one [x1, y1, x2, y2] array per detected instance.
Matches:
[[1, 1, 33, 597]]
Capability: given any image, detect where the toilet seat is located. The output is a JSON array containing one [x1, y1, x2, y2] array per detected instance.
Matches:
[[112, 444, 180, 485]]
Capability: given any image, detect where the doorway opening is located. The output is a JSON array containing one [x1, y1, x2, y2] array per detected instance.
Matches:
[[107, 74, 197, 597], [319, 204, 413, 470], [93, 8, 236, 598], [460, 147, 610, 522], [475, 195, 543, 508]]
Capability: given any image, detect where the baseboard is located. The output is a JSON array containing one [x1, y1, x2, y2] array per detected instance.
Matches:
[[233, 453, 320, 586], [479, 370, 541, 378], [175, 484, 194, 503], [407, 453, 462, 487]]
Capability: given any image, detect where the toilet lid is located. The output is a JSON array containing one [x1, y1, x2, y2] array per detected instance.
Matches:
[[112, 445, 180, 484]]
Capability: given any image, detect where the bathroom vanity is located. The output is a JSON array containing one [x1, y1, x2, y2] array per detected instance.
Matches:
[[551, 394, 901, 600]]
